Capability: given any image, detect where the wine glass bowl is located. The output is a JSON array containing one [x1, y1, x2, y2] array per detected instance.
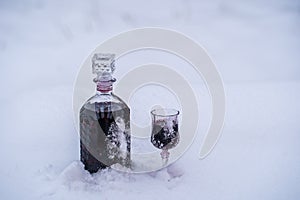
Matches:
[[150, 109, 180, 166]]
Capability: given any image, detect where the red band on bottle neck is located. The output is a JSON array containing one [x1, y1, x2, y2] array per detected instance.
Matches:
[[97, 80, 113, 93]]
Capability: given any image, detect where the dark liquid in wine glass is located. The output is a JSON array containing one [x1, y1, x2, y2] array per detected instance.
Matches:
[[151, 120, 179, 150]]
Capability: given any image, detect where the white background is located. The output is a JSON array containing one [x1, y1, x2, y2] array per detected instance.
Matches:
[[0, 0, 299, 199]]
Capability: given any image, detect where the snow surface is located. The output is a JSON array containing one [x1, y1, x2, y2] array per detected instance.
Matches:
[[0, 0, 300, 199]]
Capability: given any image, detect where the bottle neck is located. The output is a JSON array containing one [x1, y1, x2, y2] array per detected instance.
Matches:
[[96, 78, 116, 94]]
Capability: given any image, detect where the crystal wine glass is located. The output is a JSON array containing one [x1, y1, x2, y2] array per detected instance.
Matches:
[[151, 109, 180, 166]]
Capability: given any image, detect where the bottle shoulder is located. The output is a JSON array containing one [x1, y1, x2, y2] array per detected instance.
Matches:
[[111, 93, 129, 108], [81, 93, 129, 112]]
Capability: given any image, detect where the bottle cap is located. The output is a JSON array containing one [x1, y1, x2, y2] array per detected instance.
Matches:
[[92, 53, 115, 83]]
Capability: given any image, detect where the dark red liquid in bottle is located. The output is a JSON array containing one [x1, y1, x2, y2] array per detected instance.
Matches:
[[80, 100, 131, 173]]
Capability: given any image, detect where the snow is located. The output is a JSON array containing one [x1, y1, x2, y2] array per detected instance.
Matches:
[[1, 0, 300, 199]]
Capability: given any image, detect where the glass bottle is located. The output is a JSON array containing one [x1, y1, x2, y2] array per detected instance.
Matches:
[[80, 53, 131, 173]]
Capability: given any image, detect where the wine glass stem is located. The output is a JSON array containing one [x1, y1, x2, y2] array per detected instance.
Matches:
[[160, 149, 170, 166]]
